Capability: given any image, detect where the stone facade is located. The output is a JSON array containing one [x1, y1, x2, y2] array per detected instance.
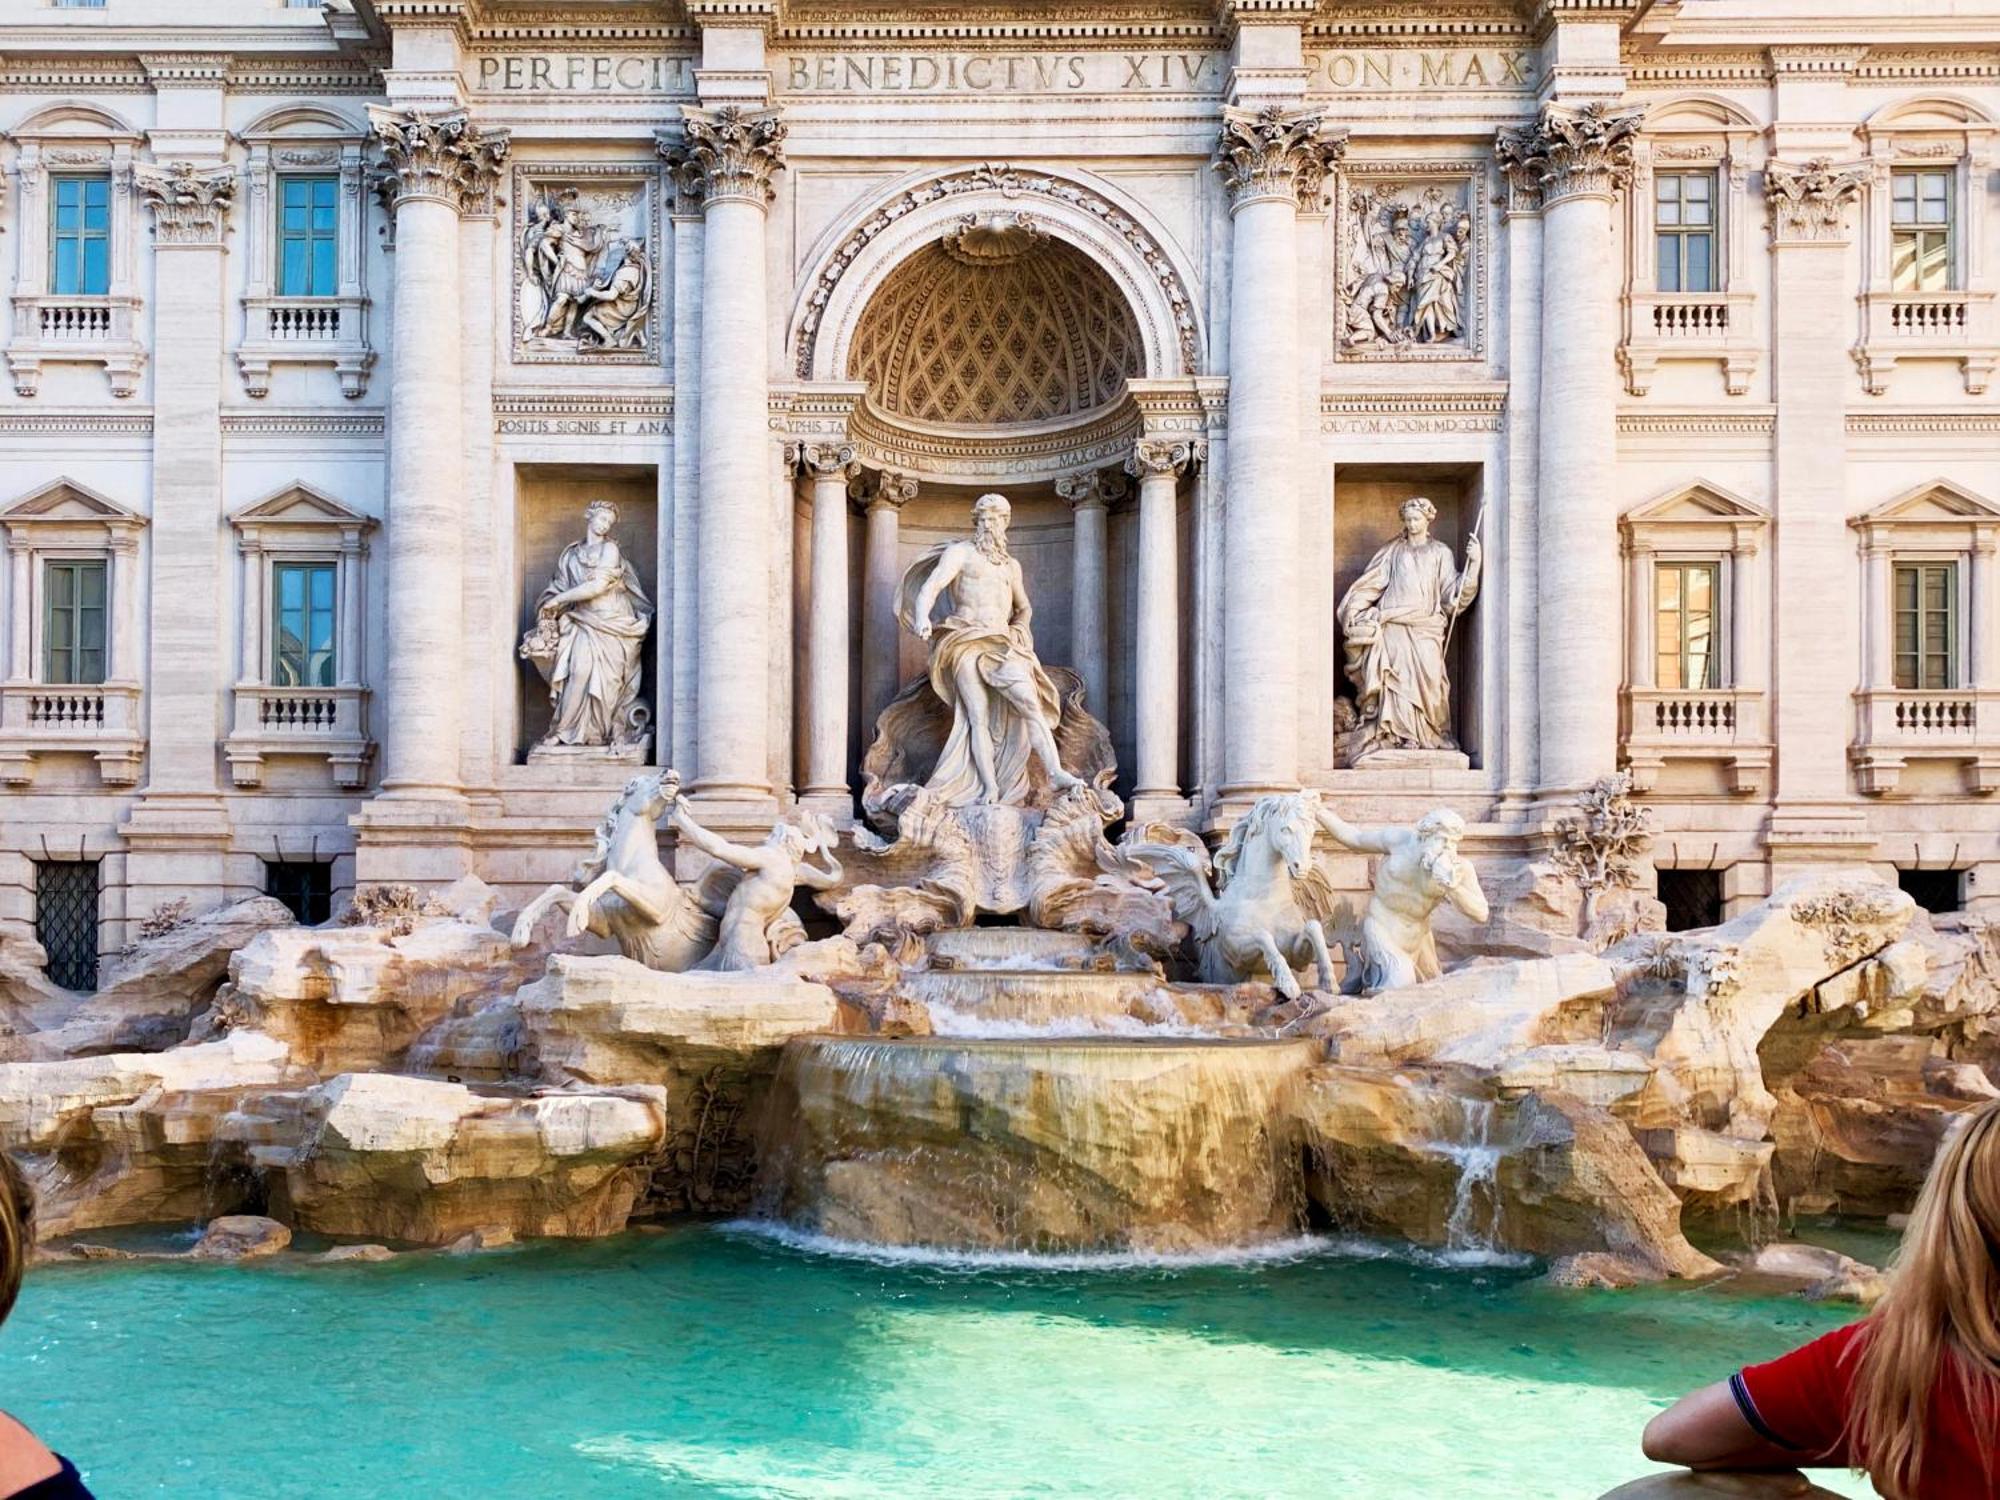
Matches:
[[1, 1, 1998, 955]]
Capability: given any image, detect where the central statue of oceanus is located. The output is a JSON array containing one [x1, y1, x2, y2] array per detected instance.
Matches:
[[894, 492, 1097, 810]]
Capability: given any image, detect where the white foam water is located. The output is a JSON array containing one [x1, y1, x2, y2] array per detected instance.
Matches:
[[718, 1220, 1531, 1275]]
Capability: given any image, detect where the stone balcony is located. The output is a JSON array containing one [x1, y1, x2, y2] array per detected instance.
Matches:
[[237, 294, 374, 398], [1619, 290, 1759, 396], [0, 680, 144, 786], [1620, 686, 1772, 795], [223, 683, 373, 789], [1851, 686, 2000, 795], [6, 293, 146, 397], [1856, 286, 1997, 395]]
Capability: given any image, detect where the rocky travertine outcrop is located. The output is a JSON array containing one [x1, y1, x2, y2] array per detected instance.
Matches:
[[204, 910, 544, 1076], [0, 1031, 303, 1238], [2, 897, 296, 1060], [245, 1073, 666, 1244], [1293, 1068, 1718, 1280]]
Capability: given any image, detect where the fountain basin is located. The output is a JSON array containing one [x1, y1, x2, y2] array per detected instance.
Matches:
[[758, 1034, 1320, 1254]]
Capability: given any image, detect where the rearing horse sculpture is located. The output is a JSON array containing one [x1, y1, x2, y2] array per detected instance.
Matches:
[[510, 769, 723, 971], [1130, 792, 1341, 1000]]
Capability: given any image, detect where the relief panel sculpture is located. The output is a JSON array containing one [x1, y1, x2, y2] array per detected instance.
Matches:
[[1335, 163, 1486, 360], [512, 170, 660, 362]]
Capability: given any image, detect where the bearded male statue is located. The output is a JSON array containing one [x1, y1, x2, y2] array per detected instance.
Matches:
[[1315, 804, 1490, 993], [895, 492, 1088, 808]]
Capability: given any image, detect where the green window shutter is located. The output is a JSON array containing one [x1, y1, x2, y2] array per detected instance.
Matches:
[[42, 560, 108, 685]]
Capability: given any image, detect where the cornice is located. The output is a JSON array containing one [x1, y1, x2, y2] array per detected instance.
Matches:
[[1616, 408, 1775, 438], [219, 410, 387, 437], [0, 410, 154, 436], [492, 391, 674, 422], [1319, 385, 1507, 434], [1847, 409, 2000, 437]]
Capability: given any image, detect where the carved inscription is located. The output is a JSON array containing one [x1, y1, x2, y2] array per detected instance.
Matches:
[[475, 55, 695, 94], [1307, 50, 1536, 91]]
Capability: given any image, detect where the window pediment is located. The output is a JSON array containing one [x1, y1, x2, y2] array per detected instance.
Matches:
[[1622, 481, 1768, 554], [0, 478, 145, 539], [231, 482, 374, 534], [1852, 479, 2000, 534]]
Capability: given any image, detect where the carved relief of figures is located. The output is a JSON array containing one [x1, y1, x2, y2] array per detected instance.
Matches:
[[514, 177, 657, 359], [1336, 169, 1484, 360], [520, 500, 653, 760]]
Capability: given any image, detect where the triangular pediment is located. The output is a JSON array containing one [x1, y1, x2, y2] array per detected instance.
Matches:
[[231, 482, 375, 530], [1853, 479, 2000, 528], [1624, 480, 1768, 527], [0, 477, 144, 527]]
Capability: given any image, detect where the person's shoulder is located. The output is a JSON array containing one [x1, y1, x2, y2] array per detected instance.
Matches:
[[0, 1411, 63, 1497]]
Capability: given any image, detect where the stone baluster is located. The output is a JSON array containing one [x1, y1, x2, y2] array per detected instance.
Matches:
[[1126, 438, 1203, 808], [795, 441, 860, 813], [1496, 102, 1644, 796], [660, 107, 787, 808], [858, 470, 918, 736], [366, 107, 509, 802], [1215, 107, 1345, 802], [1055, 469, 1123, 719]]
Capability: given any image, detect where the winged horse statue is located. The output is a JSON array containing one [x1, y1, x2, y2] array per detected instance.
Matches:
[[1128, 791, 1344, 1000]]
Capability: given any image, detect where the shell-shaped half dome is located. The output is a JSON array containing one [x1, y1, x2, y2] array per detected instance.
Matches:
[[847, 219, 1144, 428]]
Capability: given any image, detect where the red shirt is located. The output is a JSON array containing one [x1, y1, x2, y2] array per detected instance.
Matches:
[[1734, 1322, 2000, 1500]]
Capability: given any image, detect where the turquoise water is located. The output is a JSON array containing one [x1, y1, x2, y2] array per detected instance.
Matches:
[[0, 1225, 1875, 1499]]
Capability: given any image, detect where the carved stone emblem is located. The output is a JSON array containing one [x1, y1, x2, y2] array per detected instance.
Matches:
[[136, 161, 235, 246], [1764, 158, 1868, 244]]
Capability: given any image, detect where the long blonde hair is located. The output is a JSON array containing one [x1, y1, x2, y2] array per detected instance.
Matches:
[[1848, 1096, 2000, 1498]]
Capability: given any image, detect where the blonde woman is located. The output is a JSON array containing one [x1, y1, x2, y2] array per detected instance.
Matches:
[[0, 1154, 91, 1498], [1643, 1097, 2000, 1498]]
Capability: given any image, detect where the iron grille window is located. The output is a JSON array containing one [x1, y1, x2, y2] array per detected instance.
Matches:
[[1891, 168, 1953, 292], [1654, 170, 1717, 294], [272, 561, 337, 687], [1898, 867, 1963, 916], [1893, 561, 1958, 690], [264, 861, 334, 926], [35, 860, 100, 991], [277, 177, 339, 297], [1657, 869, 1723, 933], [43, 559, 108, 685], [1654, 560, 1722, 690], [51, 175, 111, 296]]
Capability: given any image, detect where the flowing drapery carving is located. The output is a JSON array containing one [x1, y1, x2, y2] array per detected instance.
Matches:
[[135, 161, 235, 245], [658, 106, 787, 209], [1494, 102, 1645, 206], [1214, 105, 1348, 211], [367, 107, 510, 215], [1764, 158, 1868, 244]]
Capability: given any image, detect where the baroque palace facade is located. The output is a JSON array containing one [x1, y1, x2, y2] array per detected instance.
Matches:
[[0, 0, 1997, 975]]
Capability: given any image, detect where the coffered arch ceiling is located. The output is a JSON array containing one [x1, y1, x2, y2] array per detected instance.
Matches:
[[846, 226, 1145, 429]]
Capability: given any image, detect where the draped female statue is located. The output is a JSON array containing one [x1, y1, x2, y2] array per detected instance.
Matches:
[[520, 500, 653, 757]]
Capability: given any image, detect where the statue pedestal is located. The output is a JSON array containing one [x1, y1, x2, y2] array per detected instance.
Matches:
[[1348, 746, 1471, 773], [526, 739, 652, 767]]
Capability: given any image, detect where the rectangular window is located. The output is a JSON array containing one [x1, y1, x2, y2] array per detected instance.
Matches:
[[34, 860, 100, 993], [42, 560, 107, 686], [1657, 869, 1724, 933], [50, 176, 111, 297], [1891, 168, 1953, 292], [1654, 170, 1717, 294], [1655, 560, 1721, 691], [1894, 561, 1958, 690], [1898, 867, 1964, 916], [265, 861, 334, 926], [277, 177, 340, 298], [272, 561, 337, 687], [54, 0, 108, 8]]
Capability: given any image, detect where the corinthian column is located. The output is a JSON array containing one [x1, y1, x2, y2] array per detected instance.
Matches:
[[1495, 102, 1643, 796], [661, 107, 786, 809], [1126, 437, 1203, 811], [1765, 159, 1869, 864], [1215, 107, 1345, 803], [795, 440, 859, 814], [366, 108, 508, 804], [858, 470, 918, 737], [1055, 469, 1123, 719]]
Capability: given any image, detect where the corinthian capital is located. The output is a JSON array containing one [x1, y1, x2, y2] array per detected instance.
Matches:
[[1215, 106, 1348, 212], [136, 161, 235, 246], [1764, 158, 1868, 245], [1126, 437, 1206, 480], [659, 106, 787, 209], [1056, 469, 1128, 511], [1494, 102, 1644, 207], [367, 106, 511, 216]]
